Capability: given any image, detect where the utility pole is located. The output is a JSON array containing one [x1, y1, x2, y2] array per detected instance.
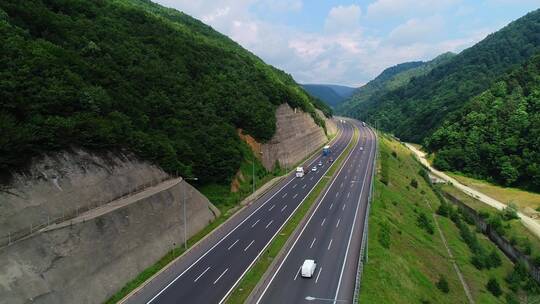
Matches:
[[182, 177, 198, 249]]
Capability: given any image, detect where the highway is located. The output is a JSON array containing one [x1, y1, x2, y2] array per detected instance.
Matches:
[[256, 120, 376, 304], [126, 120, 356, 304]]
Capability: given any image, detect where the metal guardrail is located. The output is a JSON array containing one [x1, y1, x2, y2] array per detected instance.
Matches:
[[353, 126, 378, 303]]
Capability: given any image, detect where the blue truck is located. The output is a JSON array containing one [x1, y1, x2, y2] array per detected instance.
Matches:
[[322, 145, 331, 156]]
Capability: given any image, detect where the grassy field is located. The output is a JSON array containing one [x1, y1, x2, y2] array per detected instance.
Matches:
[[359, 134, 518, 303], [447, 173, 540, 213], [226, 126, 358, 303]]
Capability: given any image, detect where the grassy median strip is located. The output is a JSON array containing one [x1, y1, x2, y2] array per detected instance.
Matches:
[[226, 126, 359, 303]]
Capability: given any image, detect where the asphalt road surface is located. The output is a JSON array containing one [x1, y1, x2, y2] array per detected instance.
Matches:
[[126, 120, 355, 304], [256, 120, 376, 304]]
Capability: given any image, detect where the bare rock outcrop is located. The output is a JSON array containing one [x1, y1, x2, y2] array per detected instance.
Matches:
[[260, 104, 333, 170]]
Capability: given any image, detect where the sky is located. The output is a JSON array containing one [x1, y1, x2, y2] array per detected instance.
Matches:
[[154, 0, 539, 87]]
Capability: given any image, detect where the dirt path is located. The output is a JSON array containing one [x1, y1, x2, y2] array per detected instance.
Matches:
[[405, 143, 540, 240]]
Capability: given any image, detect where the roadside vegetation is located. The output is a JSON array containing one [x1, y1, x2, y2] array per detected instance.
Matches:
[[359, 134, 540, 303], [227, 127, 358, 303], [0, 0, 331, 186]]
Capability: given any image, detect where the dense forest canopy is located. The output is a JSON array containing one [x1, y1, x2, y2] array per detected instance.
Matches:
[[336, 52, 455, 115], [426, 54, 540, 191], [342, 9, 540, 143], [0, 0, 331, 184]]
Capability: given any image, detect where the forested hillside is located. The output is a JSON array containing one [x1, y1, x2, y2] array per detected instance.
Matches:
[[0, 0, 330, 184], [343, 9, 540, 143], [336, 52, 454, 115], [302, 84, 355, 108], [426, 54, 540, 191]]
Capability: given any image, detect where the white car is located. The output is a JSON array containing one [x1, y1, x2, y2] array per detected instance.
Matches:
[[301, 259, 317, 278], [311, 166, 317, 172], [359, 147, 364, 151], [318, 161, 323, 166]]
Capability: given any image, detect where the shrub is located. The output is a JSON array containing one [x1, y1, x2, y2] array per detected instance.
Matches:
[[378, 221, 391, 249], [436, 201, 451, 217], [488, 214, 506, 236], [436, 276, 450, 293], [502, 203, 519, 221], [410, 178, 419, 188], [487, 278, 502, 297], [417, 213, 435, 234]]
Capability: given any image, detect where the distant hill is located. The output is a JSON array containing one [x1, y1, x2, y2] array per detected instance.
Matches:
[[336, 53, 455, 115], [425, 53, 540, 191], [302, 84, 356, 108], [0, 0, 331, 185], [341, 9, 540, 143]]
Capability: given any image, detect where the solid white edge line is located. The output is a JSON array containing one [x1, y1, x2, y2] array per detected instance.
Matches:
[[220, 123, 355, 304], [147, 125, 350, 304], [254, 123, 359, 304], [333, 125, 376, 303], [146, 171, 296, 303]]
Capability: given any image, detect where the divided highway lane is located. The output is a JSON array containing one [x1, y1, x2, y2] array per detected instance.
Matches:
[[127, 121, 354, 304], [256, 120, 376, 304]]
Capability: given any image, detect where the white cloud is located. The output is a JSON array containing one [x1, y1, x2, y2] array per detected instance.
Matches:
[[258, 0, 303, 12], [367, 0, 461, 19], [153, 0, 493, 86], [388, 15, 445, 45], [324, 5, 362, 33]]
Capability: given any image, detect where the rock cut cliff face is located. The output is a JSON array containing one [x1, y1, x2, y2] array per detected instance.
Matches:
[[259, 104, 336, 170], [0, 150, 218, 304]]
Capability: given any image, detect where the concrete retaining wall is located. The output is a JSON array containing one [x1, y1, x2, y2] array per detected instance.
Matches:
[[0, 151, 218, 304]]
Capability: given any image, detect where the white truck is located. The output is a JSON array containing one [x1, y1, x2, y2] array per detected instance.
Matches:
[[295, 167, 305, 178]]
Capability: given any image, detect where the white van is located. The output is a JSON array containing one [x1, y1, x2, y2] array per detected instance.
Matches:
[[296, 167, 305, 178], [301, 259, 317, 278]]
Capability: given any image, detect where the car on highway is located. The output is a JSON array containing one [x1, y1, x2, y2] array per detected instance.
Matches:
[[301, 259, 317, 278], [359, 146, 364, 151], [311, 166, 317, 172], [318, 160, 323, 166]]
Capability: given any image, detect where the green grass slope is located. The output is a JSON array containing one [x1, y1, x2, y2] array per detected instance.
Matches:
[[0, 0, 331, 185], [346, 9, 540, 143], [359, 134, 523, 303]]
